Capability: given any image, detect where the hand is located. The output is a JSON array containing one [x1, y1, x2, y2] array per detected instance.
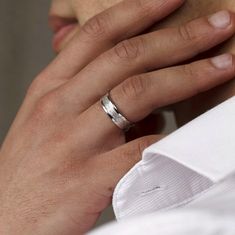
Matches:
[[147, 0, 235, 124], [1, 0, 235, 234]]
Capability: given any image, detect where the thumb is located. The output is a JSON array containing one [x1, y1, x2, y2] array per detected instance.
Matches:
[[91, 135, 165, 197]]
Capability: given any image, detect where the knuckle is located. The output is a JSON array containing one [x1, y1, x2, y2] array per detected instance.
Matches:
[[182, 64, 201, 95], [33, 93, 58, 120], [178, 23, 196, 42], [27, 75, 45, 96], [183, 64, 196, 78], [113, 37, 145, 60], [81, 13, 110, 39], [136, 136, 155, 155], [120, 74, 149, 100]]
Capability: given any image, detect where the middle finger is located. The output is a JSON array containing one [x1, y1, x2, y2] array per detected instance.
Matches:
[[39, 0, 183, 95], [81, 54, 235, 145], [59, 10, 235, 113]]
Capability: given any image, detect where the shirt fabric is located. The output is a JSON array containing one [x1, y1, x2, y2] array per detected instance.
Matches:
[[89, 96, 235, 235]]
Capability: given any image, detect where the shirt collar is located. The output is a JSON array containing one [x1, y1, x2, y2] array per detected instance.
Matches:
[[113, 97, 235, 220]]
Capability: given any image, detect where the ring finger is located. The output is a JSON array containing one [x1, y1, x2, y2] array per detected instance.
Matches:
[[59, 10, 235, 113], [81, 54, 235, 145]]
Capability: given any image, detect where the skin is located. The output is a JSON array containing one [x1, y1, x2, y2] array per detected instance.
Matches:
[[1, 0, 235, 234], [153, 0, 235, 124], [50, 0, 235, 125]]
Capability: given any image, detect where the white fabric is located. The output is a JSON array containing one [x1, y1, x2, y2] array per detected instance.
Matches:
[[114, 96, 235, 220], [91, 213, 235, 235], [89, 173, 235, 235], [89, 96, 235, 235]]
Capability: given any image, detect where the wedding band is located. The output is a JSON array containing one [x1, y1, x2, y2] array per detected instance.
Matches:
[[101, 94, 134, 131]]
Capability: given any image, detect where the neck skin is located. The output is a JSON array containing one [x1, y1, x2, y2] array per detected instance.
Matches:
[[153, 0, 235, 125]]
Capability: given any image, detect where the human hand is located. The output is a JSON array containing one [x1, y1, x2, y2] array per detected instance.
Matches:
[[147, 0, 235, 124], [1, 0, 235, 234]]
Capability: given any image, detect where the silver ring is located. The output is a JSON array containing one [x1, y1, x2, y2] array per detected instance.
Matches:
[[101, 94, 134, 131]]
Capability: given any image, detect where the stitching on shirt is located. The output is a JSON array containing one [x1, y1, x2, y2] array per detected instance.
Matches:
[[114, 162, 216, 220], [114, 153, 230, 219], [140, 185, 167, 196]]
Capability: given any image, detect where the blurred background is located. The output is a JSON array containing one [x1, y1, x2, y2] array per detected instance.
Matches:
[[0, 0, 54, 142], [0, 0, 176, 228]]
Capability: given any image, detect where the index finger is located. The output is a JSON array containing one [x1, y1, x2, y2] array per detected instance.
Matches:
[[36, 0, 185, 96]]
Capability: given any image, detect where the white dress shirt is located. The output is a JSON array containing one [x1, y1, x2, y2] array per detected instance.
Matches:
[[89, 96, 235, 235]]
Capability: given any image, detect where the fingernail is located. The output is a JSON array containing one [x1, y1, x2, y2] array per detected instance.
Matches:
[[208, 10, 231, 29], [211, 54, 233, 69]]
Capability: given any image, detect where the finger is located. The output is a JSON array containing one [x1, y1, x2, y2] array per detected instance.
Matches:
[[32, 0, 184, 97], [88, 135, 163, 196], [60, 10, 235, 112], [83, 54, 235, 136]]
